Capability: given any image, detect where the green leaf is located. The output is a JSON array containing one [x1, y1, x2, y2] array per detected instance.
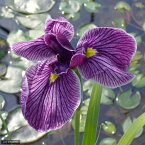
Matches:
[[132, 74, 145, 88], [84, 2, 101, 13], [134, 2, 144, 8], [59, 1, 80, 14], [0, 95, 5, 110], [116, 89, 141, 109], [16, 14, 51, 29], [82, 83, 102, 145], [114, 1, 131, 11], [99, 138, 117, 145], [112, 18, 126, 29], [102, 121, 116, 134], [78, 24, 97, 37], [4, 125, 47, 143], [7, 30, 30, 46], [122, 117, 143, 138], [1, 107, 27, 135], [0, 66, 23, 93], [0, 64, 7, 77], [101, 88, 115, 105], [117, 113, 145, 145], [0, 7, 14, 18], [5, 0, 55, 14]]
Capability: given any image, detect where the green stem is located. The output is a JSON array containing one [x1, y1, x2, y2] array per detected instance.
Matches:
[[74, 69, 83, 145], [82, 83, 102, 145], [117, 113, 145, 145], [0, 112, 11, 139]]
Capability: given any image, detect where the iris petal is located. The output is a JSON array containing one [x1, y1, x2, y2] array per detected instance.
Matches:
[[11, 36, 55, 61], [77, 27, 137, 70], [78, 55, 135, 88], [45, 17, 74, 41], [21, 60, 81, 131]]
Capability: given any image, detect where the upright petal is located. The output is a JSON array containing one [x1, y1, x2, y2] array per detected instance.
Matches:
[[11, 36, 55, 61], [21, 60, 81, 131], [78, 55, 135, 88], [77, 27, 137, 70], [45, 17, 74, 41]]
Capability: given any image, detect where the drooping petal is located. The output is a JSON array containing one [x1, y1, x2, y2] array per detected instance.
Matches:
[[11, 36, 55, 61], [78, 55, 135, 88], [77, 27, 137, 70], [21, 60, 81, 131], [45, 17, 74, 41], [44, 33, 74, 60]]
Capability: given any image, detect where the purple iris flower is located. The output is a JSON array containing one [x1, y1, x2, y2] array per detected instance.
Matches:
[[11, 17, 137, 131]]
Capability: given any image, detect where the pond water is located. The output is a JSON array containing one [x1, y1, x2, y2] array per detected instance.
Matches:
[[0, 0, 145, 145]]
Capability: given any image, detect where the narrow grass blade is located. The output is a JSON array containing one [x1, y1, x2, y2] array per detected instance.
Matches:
[[117, 113, 145, 145], [74, 68, 83, 145], [82, 83, 102, 145]]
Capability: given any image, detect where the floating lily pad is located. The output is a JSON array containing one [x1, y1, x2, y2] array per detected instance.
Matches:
[[1, 107, 27, 135], [0, 7, 14, 18], [99, 138, 117, 145], [5, 0, 55, 14], [16, 14, 51, 29], [0, 64, 7, 77], [102, 121, 116, 134], [59, 0, 80, 14], [84, 2, 101, 13], [101, 88, 115, 105], [122, 117, 143, 138], [7, 30, 30, 46], [135, 2, 144, 8], [112, 18, 126, 29], [78, 24, 97, 37], [116, 89, 141, 109], [0, 66, 23, 93], [114, 1, 131, 11], [83, 80, 94, 95], [4, 125, 47, 143], [132, 74, 145, 88], [0, 95, 5, 110]]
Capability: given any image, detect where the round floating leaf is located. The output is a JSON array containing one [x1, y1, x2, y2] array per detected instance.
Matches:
[[4, 125, 47, 143], [0, 95, 5, 110], [27, 29, 44, 40], [7, 30, 30, 46], [5, 0, 55, 14], [0, 66, 23, 93], [1, 107, 27, 135], [116, 90, 141, 109], [84, 2, 101, 13], [134, 2, 144, 8], [114, 1, 131, 11], [132, 74, 145, 88], [101, 88, 115, 105], [59, 1, 80, 14], [16, 14, 51, 29], [122, 117, 143, 138], [0, 7, 14, 18], [102, 121, 116, 134], [0, 64, 7, 77], [78, 24, 97, 37], [11, 57, 35, 70], [112, 18, 126, 29], [99, 137, 117, 145]]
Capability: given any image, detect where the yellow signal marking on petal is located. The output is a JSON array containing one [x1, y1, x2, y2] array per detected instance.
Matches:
[[50, 73, 59, 83], [86, 48, 97, 58]]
